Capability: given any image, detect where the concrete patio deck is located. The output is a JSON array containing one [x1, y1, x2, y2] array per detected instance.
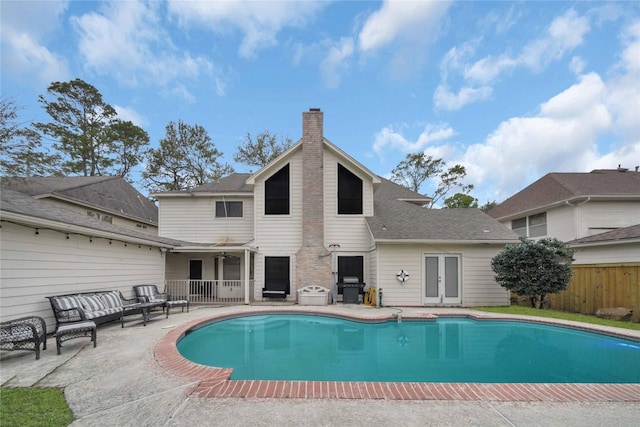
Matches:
[[1, 305, 639, 426]]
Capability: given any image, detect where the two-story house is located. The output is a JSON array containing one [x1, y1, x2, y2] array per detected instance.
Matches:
[[487, 169, 640, 264], [154, 109, 518, 307]]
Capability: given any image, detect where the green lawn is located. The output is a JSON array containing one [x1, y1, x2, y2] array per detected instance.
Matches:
[[0, 387, 73, 427], [475, 306, 640, 331]]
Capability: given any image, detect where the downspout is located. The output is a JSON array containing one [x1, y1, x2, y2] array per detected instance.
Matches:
[[244, 248, 250, 304]]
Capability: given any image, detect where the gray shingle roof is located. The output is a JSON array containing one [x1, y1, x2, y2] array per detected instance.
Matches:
[[151, 173, 253, 197], [488, 169, 640, 220], [3, 176, 158, 224], [368, 178, 519, 242], [190, 173, 252, 193], [0, 189, 183, 246], [568, 223, 640, 245]]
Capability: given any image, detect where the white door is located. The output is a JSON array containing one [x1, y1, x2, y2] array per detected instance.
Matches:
[[423, 255, 461, 305]]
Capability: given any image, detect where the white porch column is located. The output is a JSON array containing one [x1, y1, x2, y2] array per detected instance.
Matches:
[[244, 248, 250, 304]]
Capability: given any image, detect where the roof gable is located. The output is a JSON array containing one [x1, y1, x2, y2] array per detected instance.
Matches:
[[488, 170, 640, 220], [245, 138, 381, 186]]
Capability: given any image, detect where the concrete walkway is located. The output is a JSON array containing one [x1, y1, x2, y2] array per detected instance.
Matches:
[[1, 305, 639, 427]]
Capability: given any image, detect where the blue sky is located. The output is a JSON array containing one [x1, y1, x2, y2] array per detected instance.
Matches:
[[2, 1, 639, 204]]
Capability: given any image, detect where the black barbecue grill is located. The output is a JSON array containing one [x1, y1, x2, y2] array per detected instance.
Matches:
[[337, 276, 365, 304]]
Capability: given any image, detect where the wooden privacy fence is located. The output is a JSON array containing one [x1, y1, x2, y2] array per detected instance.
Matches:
[[548, 263, 639, 322]]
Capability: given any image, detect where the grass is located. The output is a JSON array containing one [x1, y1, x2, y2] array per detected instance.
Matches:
[[475, 306, 640, 331], [0, 387, 73, 427]]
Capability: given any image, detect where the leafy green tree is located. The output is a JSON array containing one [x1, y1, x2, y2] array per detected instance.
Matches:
[[143, 120, 233, 192], [390, 152, 473, 208], [491, 238, 575, 309], [1, 97, 60, 177], [34, 78, 148, 179], [233, 130, 293, 169], [444, 193, 478, 208], [480, 200, 498, 212]]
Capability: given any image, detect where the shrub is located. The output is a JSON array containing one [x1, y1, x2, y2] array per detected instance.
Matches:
[[491, 237, 575, 309]]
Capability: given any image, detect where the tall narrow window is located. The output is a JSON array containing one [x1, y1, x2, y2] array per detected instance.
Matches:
[[337, 164, 362, 214], [264, 256, 290, 295], [265, 164, 290, 215]]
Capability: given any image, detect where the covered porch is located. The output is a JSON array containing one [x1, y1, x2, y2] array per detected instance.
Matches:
[[164, 244, 256, 305]]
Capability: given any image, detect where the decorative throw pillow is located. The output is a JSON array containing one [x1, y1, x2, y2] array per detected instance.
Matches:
[[55, 295, 83, 311], [80, 295, 107, 312], [99, 291, 123, 308]]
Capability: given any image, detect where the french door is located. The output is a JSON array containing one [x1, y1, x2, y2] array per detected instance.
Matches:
[[423, 255, 461, 305]]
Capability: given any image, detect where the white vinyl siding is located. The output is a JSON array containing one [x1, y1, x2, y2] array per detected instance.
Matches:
[[324, 151, 374, 252], [376, 243, 508, 307], [158, 196, 254, 244], [572, 244, 640, 264], [578, 201, 640, 238], [0, 222, 165, 332], [508, 201, 640, 243], [253, 154, 303, 300], [254, 154, 303, 252]]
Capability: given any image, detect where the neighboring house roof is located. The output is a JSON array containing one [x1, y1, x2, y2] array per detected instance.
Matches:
[[568, 223, 640, 246], [367, 178, 519, 243], [3, 176, 158, 225], [488, 169, 640, 220], [0, 189, 182, 247]]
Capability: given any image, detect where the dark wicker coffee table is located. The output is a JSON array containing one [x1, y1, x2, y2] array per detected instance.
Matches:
[[121, 302, 165, 327]]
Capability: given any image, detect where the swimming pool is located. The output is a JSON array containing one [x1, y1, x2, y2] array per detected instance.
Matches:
[[177, 314, 640, 383]]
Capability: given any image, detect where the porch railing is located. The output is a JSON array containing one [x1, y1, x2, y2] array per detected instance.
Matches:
[[165, 280, 252, 304]]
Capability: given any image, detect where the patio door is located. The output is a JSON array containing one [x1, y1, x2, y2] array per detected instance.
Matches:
[[423, 255, 461, 305], [189, 259, 203, 295]]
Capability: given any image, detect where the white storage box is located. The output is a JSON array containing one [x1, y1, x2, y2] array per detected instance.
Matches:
[[297, 285, 329, 306]]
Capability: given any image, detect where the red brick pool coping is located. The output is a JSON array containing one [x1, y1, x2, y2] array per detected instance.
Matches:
[[155, 308, 640, 401]]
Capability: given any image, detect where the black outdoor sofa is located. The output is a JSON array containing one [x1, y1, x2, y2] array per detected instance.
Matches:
[[46, 291, 139, 327]]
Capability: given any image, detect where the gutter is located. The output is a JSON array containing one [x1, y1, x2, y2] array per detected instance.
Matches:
[[495, 195, 639, 222], [0, 211, 175, 249], [374, 238, 520, 245]]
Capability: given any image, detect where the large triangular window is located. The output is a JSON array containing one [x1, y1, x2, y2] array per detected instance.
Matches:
[[265, 164, 290, 215], [338, 164, 363, 214]]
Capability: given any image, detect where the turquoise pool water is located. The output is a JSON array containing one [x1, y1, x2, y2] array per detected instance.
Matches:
[[177, 314, 640, 383]]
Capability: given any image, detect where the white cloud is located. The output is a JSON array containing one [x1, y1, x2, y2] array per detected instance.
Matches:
[[519, 9, 590, 71], [358, 0, 450, 52], [71, 1, 219, 91], [569, 56, 586, 75], [433, 84, 492, 111], [0, 1, 69, 86], [357, 0, 450, 79], [437, 9, 592, 111], [373, 123, 455, 157], [167, 0, 326, 59], [113, 105, 147, 127], [320, 37, 354, 88], [454, 69, 637, 203]]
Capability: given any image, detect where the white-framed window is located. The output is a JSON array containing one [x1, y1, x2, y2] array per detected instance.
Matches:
[[215, 201, 243, 218], [512, 212, 547, 237]]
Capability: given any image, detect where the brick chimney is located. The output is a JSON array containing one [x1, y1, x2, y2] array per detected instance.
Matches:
[[295, 108, 332, 292]]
